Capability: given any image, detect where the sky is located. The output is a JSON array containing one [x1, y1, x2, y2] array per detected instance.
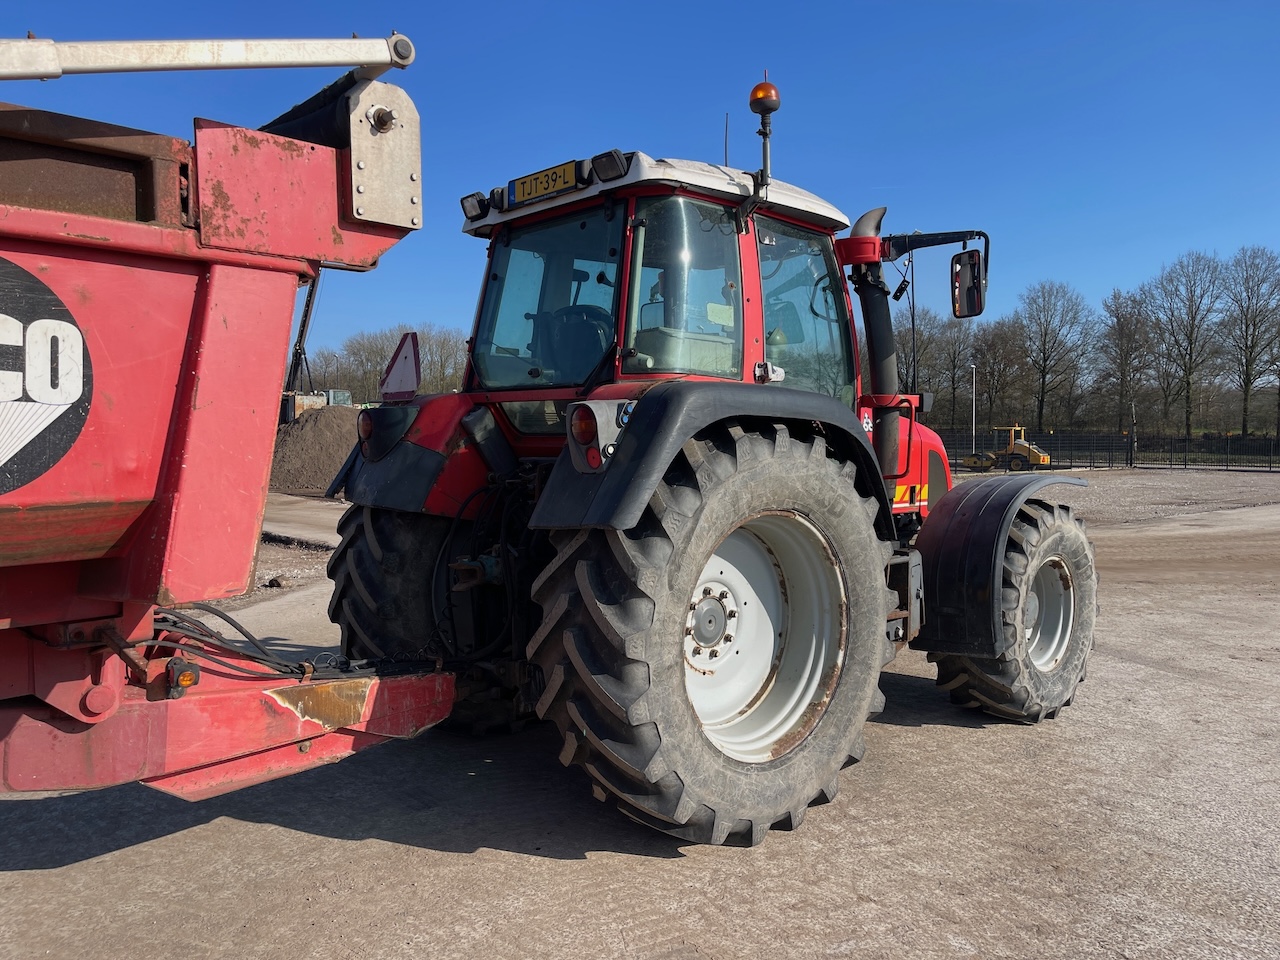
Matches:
[[6, 1, 1280, 352]]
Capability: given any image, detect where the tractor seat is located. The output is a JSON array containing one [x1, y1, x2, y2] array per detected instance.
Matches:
[[545, 306, 613, 382]]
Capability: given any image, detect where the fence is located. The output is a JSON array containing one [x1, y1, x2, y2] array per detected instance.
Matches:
[[930, 429, 1280, 472]]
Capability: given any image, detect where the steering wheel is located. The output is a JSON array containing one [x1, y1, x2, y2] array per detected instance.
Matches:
[[551, 303, 613, 327]]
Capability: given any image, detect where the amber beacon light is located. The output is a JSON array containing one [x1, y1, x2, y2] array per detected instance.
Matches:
[[749, 80, 780, 115]]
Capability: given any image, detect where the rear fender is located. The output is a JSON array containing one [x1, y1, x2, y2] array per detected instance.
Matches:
[[909, 474, 1085, 658], [336, 394, 512, 517], [527, 380, 896, 542]]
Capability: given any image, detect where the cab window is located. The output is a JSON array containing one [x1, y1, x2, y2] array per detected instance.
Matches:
[[473, 204, 624, 389], [755, 215, 855, 402], [623, 196, 742, 378]]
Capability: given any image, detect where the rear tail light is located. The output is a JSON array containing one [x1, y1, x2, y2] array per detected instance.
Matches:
[[566, 399, 634, 473], [570, 406, 598, 445], [357, 411, 374, 440]]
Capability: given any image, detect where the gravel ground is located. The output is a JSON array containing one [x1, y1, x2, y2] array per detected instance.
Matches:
[[3, 467, 1279, 960], [958, 465, 1280, 525]]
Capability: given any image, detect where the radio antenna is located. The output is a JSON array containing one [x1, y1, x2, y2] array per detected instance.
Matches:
[[724, 112, 729, 166]]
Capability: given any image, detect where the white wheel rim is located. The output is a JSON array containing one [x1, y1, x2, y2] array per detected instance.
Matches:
[[1026, 555, 1074, 671], [683, 512, 846, 763]]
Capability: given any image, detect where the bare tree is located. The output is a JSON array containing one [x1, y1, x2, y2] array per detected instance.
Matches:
[[1049, 352, 1091, 429], [936, 314, 975, 430], [972, 315, 1032, 431], [1098, 288, 1152, 433], [1272, 335, 1280, 440], [1145, 299, 1184, 433], [340, 325, 414, 402], [310, 348, 340, 392], [416, 323, 470, 394], [1144, 252, 1224, 439], [1015, 281, 1095, 432], [892, 305, 944, 406], [1220, 246, 1280, 435]]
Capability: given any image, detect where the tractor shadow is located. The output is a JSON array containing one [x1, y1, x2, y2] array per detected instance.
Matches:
[[872, 670, 998, 729], [0, 722, 683, 871], [3, 672, 1001, 871]]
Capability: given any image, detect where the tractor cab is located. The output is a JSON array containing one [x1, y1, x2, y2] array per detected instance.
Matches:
[[458, 149, 856, 424]]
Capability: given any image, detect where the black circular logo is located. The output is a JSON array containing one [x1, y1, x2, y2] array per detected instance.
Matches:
[[0, 256, 93, 495]]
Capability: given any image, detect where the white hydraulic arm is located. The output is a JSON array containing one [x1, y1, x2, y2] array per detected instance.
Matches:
[[0, 34, 414, 81]]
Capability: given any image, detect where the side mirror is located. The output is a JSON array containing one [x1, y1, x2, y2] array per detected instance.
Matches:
[[951, 249, 985, 319]]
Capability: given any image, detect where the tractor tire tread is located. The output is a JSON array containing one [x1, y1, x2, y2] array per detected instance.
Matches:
[[531, 421, 893, 845], [930, 499, 1097, 723]]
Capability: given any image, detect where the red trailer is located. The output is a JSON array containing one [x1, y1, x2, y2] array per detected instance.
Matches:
[[0, 34, 454, 799]]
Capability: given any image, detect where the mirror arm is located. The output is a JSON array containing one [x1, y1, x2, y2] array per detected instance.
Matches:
[[882, 230, 990, 273]]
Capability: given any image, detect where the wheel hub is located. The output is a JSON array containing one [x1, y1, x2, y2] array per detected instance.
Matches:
[[691, 595, 730, 646], [684, 582, 738, 666]]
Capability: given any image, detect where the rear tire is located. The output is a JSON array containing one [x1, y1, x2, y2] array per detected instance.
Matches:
[[529, 422, 895, 845], [931, 500, 1096, 722], [327, 504, 451, 660], [1008, 454, 1027, 472]]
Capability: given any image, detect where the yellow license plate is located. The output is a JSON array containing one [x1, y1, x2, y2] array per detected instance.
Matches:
[[509, 161, 578, 207]]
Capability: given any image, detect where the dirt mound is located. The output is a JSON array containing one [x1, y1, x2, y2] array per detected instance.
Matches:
[[270, 405, 359, 494]]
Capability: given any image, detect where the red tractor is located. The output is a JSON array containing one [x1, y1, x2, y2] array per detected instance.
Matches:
[[0, 49, 1095, 847], [326, 82, 1097, 844]]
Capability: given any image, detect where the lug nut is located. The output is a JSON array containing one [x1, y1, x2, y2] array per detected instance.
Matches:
[[723, 634, 734, 644], [702, 587, 713, 597], [691, 647, 702, 657], [684, 626, 693, 635], [718, 590, 729, 600], [709, 649, 720, 659], [727, 610, 737, 619]]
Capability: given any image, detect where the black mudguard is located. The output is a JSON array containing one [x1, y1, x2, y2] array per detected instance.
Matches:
[[527, 380, 895, 541], [910, 474, 1085, 658], [327, 404, 515, 514]]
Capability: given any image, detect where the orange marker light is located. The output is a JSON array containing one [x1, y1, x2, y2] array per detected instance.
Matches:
[[749, 81, 780, 115], [165, 658, 201, 699]]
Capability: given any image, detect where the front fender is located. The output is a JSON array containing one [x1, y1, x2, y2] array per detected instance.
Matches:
[[910, 474, 1085, 658]]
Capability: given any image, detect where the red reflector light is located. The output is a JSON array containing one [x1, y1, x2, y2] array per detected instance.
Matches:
[[357, 411, 374, 440], [570, 406, 598, 445], [360, 441, 370, 459], [585, 446, 603, 469]]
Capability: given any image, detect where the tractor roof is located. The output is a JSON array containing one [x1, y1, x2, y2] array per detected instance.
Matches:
[[461, 151, 849, 238]]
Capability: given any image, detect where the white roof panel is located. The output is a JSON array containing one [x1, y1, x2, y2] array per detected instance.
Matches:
[[462, 151, 849, 236]]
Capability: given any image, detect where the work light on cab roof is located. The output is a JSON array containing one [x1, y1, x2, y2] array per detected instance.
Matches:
[[459, 149, 632, 221]]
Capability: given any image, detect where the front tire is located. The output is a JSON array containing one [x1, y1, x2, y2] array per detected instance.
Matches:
[[931, 500, 1096, 721], [529, 423, 895, 845]]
